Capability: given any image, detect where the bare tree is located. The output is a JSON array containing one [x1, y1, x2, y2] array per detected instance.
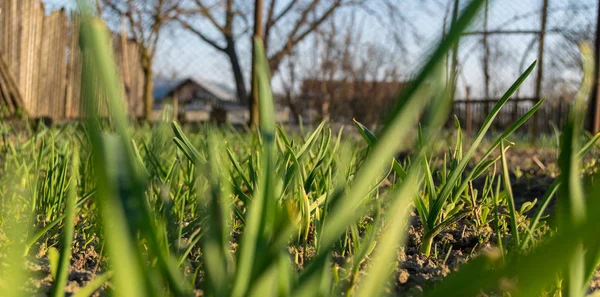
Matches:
[[542, 2, 595, 102], [250, 0, 264, 128], [282, 13, 401, 126], [279, 49, 302, 121], [177, 0, 349, 126], [278, 16, 347, 123], [101, 0, 184, 121]]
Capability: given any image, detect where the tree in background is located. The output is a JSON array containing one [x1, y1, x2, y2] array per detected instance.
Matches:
[[177, 0, 348, 127], [101, 0, 184, 121], [279, 14, 403, 126]]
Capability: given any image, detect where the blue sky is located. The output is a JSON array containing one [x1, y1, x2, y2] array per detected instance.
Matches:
[[42, 0, 597, 100]]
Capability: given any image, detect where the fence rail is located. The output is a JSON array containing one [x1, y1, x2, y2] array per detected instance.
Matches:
[[0, 0, 144, 121], [450, 97, 570, 135], [0, 0, 585, 132]]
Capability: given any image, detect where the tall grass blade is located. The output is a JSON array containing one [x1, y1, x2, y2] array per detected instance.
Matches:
[[50, 149, 79, 297], [78, 12, 148, 297], [201, 131, 232, 297], [500, 141, 520, 247], [558, 43, 593, 297], [78, 8, 192, 296], [231, 37, 279, 297], [319, 0, 488, 254], [71, 272, 112, 297], [428, 61, 536, 231]]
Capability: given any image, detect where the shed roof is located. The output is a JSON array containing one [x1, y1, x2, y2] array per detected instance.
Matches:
[[153, 77, 238, 103]]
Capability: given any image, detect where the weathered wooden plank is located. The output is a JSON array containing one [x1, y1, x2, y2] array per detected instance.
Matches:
[[29, 0, 44, 117], [8, 0, 19, 81], [17, 0, 30, 112], [0, 53, 24, 114], [129, 40, 145, 118], [1, 0, 145, 121], [0, 0, 5, 55], [19, 0, 44, 117], [66, 13, 81, 119], [52, 9, 68, 120]]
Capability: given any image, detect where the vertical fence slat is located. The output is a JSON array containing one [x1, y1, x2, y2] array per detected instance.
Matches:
[[0, 0, 144, 121], [66, 13, 81, 119]]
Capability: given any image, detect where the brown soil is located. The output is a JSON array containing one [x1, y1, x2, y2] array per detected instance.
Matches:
[[18, 146, 600, 296], [25, 243, 106, 297]]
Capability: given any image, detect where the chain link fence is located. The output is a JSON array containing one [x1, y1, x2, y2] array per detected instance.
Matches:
[[1, 0, 598, 131]]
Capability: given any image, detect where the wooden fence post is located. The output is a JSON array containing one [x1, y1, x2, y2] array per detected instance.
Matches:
[[173, 91, 179, 121], [0, 53, 24, 115], [0, 0, 144, 122]]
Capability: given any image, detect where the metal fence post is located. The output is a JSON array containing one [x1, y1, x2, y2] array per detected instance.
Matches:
[[532, 0, 549, 137]]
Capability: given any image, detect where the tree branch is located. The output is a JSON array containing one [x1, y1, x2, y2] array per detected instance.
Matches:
[[268, 0, 344, 73], [224, 0, 234, 36], [191, 0, 227, 34], [263, 0, 297, 52], [287, 0, 321, 40], [264, 0, 278, 51], [269, 0, 298, 28], [176, 18, 227, 52]]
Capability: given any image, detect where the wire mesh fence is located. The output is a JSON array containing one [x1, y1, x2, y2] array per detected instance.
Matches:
[[0, 0, 597, 132]]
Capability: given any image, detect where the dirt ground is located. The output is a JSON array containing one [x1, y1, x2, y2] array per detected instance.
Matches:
[[20, 146, 600, 296]]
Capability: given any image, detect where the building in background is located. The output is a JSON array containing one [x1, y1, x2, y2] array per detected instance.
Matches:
[[153, 77, 289, 124], [299, 79, 408, 126]]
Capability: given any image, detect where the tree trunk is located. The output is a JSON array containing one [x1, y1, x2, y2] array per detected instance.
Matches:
[[587, 0, 600, 133], [284, 92, 301, 123], [250, 0, 264, 130], [142, 60, 154, 122], [226, 38, 248, 106]]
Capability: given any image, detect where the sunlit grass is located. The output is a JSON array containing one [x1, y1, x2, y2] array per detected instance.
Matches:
[[2, 0, 600, 296]]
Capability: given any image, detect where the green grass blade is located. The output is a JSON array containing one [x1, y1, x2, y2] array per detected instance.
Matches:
[[296, 121, 326, 159], [429, 62, 536, 229], [79, 11, 192, 296], [356, 59, 451, 295], [500, 141, 520, 247], [78, 13, 148, 297], [227, 148, 254, 193], [25, 190, 94, 254], [0, 165, 32, 297], [520, 179, 559, 249], [50, 149, 79, 297], [577, 133, 600, 159], [355, 170, 421, 297], [298, 3, 486, 288], [201, 131, 232, 297], [493, 177, 505, 260], [172, 121, 206, 164], [522, 131, 599, 250], [71, 272, 112, 297], [557, 44, 593, 297], [353, 119, 377, 146], [423, 206, 600, 297], [352, 118, 408, 181], [423, 155, 437, 210], [231, 37, 278, 297]]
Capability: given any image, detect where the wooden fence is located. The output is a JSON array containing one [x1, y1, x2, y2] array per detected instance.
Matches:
[[450, 97, 570, 135], [0, 0, 144, 121]]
